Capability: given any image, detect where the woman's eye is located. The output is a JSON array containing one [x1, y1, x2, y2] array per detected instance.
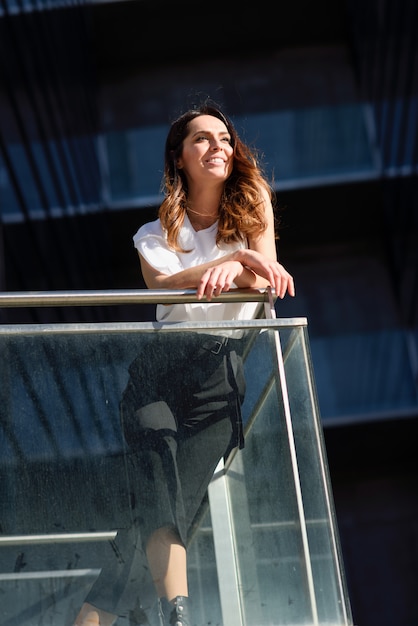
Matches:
[[194, 135, 231, 144]]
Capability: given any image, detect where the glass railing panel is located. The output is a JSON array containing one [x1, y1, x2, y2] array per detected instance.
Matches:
[[0, 317, 352, 626], [217, 326, 353, 626], [282, 326, 351, 624]]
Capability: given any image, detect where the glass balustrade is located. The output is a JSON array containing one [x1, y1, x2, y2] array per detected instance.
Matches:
[[0, 290, 354, 626]]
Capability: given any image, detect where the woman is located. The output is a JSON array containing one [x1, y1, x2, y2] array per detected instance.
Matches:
[[73, 103, 294, 626]]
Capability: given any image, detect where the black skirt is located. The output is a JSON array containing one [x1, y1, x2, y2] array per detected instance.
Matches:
[[119, 331, 247, 545]]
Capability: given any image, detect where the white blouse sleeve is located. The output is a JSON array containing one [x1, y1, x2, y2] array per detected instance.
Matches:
[[133, 220, 183, 275]]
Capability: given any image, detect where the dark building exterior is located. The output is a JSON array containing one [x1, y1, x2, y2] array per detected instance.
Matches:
[[0, 1, 417, 625]]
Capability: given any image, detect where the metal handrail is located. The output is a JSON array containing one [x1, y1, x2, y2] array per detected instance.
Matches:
[[0, 288, 270, 308]]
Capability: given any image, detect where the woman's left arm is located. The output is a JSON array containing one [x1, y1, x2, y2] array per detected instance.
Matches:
[[196, 190, 295, 300], [236, 189, 295, 299]]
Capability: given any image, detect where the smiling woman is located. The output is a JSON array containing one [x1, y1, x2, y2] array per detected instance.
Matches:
[[71, 101, 294, 626]]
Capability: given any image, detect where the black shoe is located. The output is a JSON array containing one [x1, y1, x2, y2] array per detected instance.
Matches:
[[158, 596, 191, 626]]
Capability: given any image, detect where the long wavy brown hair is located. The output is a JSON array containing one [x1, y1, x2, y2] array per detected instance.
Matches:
[[159, 103, 277, 252]]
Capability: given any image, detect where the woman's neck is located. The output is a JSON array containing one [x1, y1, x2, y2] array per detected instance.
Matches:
[[186, 205, 218, 218], [185, 193, 221, 231], [186, 188, 223, 218], [185, 208, 218, 231]]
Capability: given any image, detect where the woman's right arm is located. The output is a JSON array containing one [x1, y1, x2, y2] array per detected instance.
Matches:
[[138, 252, 256, 299]]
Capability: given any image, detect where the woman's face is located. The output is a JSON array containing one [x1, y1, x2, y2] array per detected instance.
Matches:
[[176, 115, 234, 186]]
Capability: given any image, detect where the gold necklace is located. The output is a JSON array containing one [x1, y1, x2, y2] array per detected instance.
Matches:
[[186, 206, 219, 219]]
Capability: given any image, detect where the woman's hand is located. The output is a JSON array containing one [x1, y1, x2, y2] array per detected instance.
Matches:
[[233, 249, 295, 299], [196, 261, 245, 301], [262, 259, 295, 299], [196, 252, 295, 301]]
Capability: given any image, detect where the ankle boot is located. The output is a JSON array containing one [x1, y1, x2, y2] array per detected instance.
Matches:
[[157, 596, 191, 626], [169, 596, 191, 626]]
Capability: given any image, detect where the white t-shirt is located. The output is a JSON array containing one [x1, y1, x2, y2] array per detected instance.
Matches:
[[133, 214, 261, 323]]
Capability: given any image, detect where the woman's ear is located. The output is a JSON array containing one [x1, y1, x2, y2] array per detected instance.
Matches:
[[176, 158, 183, 169]]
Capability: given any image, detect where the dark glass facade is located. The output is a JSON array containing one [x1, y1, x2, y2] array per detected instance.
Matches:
[[0, 1, 417, 624]]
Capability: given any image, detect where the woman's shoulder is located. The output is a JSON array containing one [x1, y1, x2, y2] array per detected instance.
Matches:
[[133, 218, 165, 244]]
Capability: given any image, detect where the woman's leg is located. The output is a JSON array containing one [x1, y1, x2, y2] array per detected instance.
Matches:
[[146, 526, 191, 626], [72, 602, 117, 626], [146, 525, 188, 601], [147, 418, 233, 625]]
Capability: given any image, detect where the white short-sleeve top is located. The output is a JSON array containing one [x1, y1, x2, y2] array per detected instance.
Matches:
[[133, 214, 261, 323]]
